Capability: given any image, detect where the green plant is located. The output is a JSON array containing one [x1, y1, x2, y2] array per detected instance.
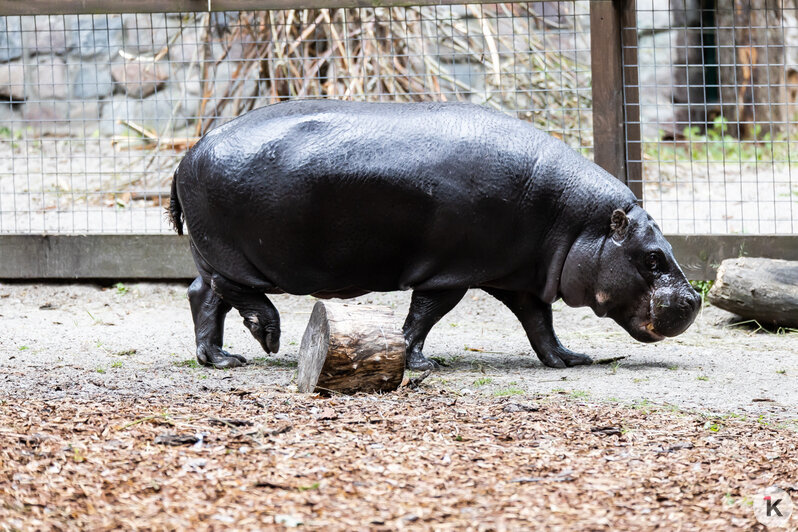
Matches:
[[18, 345, 29, 351], [690, 280, 714, 304], [111, 361, 123, 368], [96, 367, 106, 374], [114, 283, 129, 296], [644, 116, 798, 165], [174, 359, 200, 369], [473, 377, 493, 387], [493, 387, 524, 397], [570, 390, 589, 399], [697, 375, 709, 381]]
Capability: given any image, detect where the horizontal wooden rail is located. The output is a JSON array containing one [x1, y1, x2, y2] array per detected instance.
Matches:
[[1, 234, 796, 281], [0, 0, 546, 16]]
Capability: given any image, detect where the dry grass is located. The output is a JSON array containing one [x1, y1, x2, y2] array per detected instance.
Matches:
[[2, 389, 796, 530]]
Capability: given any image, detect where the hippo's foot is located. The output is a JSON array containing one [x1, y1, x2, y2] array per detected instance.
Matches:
[[538, 347, 592, 369], [197, 345, 248, 369], [406, 350, 440, 371]]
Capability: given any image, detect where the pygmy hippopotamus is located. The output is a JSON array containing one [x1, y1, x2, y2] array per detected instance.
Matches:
[[169, 100, 701, 371]]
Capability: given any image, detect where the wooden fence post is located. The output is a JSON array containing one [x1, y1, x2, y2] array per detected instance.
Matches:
[[590, 0, 642, 202]]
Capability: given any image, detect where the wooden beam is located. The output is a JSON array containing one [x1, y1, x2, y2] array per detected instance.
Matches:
[[590, 0, 626, 184], [590, 0, 642, 203], [0, 235, 196, 280], [1, 234, 797, 281]]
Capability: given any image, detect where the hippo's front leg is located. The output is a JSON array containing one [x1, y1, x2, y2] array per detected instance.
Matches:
[[483, 288, 592, 368], [187, 276, 248, 369]]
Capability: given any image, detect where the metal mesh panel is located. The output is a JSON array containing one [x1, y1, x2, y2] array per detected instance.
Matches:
[[628, 1, 798, 235], [0, 4, 592, 234]]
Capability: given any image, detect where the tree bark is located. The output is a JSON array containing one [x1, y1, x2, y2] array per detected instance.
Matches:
[[297, 301, 406, 395], [708, 257, 798, 328], [715, 0, 786, 139]]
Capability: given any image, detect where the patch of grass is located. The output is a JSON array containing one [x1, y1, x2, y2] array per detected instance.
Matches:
[[776, 369, 787, 375], [111, 361, 123, 369], [570, 390, 590, 399], [690, 280, 714, 304], [667, 365, 678, 371], [18, 345, 29, 351], [174, 359, 200, 369], [632, 377, 650, 383], [704, 421, 721, 432], [297, 483, 320, 492], [610, 360, 620, 375], [114, 283, 129, 296], [473, 377, 493, 387], [115, 349, 137, 356], [493, 387, 524, 397], [253, 357, 298, 368], [696, 375, 709, 381], [430, 355, 463, 367], [96, 367, 106, 374], [644, 117, 798, 164]]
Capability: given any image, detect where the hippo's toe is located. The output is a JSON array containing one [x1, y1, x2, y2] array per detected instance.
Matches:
[[406, 351, 440, 371], [197, 346, 248, 369]]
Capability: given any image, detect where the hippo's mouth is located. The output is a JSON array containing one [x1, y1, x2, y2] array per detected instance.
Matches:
[[640, 321, 665, 341], [616, 295, 667, 343]]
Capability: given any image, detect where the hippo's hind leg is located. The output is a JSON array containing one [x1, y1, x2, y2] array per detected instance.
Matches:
[[483, 288, 592, 368], [403, 288, 467, 371], [187, 276, 247, 369]]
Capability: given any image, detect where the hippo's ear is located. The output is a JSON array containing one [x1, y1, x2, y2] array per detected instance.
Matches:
[[610, 209, 629, 242]]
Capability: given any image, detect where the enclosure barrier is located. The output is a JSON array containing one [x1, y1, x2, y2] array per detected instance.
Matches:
[[0, 0, 795, 280]]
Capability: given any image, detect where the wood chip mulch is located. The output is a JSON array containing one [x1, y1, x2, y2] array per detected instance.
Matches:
[[1, 389, 796, 530]]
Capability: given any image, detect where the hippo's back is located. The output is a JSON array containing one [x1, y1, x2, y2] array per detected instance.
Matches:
[[176, 101, 575, 294]]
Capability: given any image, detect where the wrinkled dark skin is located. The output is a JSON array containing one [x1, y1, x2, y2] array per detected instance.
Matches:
[[170, 100, 701, 370]]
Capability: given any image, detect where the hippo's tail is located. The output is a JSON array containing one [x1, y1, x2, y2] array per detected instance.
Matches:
[[168, 170, 184, 235]]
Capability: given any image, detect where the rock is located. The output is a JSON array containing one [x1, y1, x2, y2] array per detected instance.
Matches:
[[0, 18, 23, 63], [121, 14, 171, 53], [22, 16, 68, 56], [23, 100, 102, 136], [31, 56, 68, 100], [102, 87, 195, 136], [0, 61, 25, 101], [70, 62, 113, 99], [111, 62, 169, 98], [67, 14, 125, 59]]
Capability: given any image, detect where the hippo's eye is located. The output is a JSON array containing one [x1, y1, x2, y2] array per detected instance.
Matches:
[[646, 252, 659, 271]]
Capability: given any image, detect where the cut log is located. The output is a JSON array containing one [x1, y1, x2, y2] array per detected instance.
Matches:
[[297, 301, 406, 395], [707, 257, 798, 328]]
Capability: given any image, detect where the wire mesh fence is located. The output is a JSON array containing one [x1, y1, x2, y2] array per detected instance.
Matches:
[[629, 0, 798, 235], [0, 3, 592, 234]]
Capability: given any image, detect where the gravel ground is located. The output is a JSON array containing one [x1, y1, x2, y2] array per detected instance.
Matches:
[[1, 282, 796, 422]]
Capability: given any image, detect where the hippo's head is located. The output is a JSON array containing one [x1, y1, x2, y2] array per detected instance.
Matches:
[[561, 205, 701, 342]]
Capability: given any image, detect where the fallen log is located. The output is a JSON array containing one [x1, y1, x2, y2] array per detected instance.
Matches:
[[297, 301, 406, 395], [707, 257, 798, 328]]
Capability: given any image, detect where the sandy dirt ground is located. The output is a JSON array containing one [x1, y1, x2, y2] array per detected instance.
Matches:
[[1, 282, 796, 420], [2, 282, 797, 530]]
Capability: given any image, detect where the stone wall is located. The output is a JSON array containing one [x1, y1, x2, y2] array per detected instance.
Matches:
[[0, 13, 200, 137]]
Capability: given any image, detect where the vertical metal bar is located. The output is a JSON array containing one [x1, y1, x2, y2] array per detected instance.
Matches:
[[621, 0, 643, 203]]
